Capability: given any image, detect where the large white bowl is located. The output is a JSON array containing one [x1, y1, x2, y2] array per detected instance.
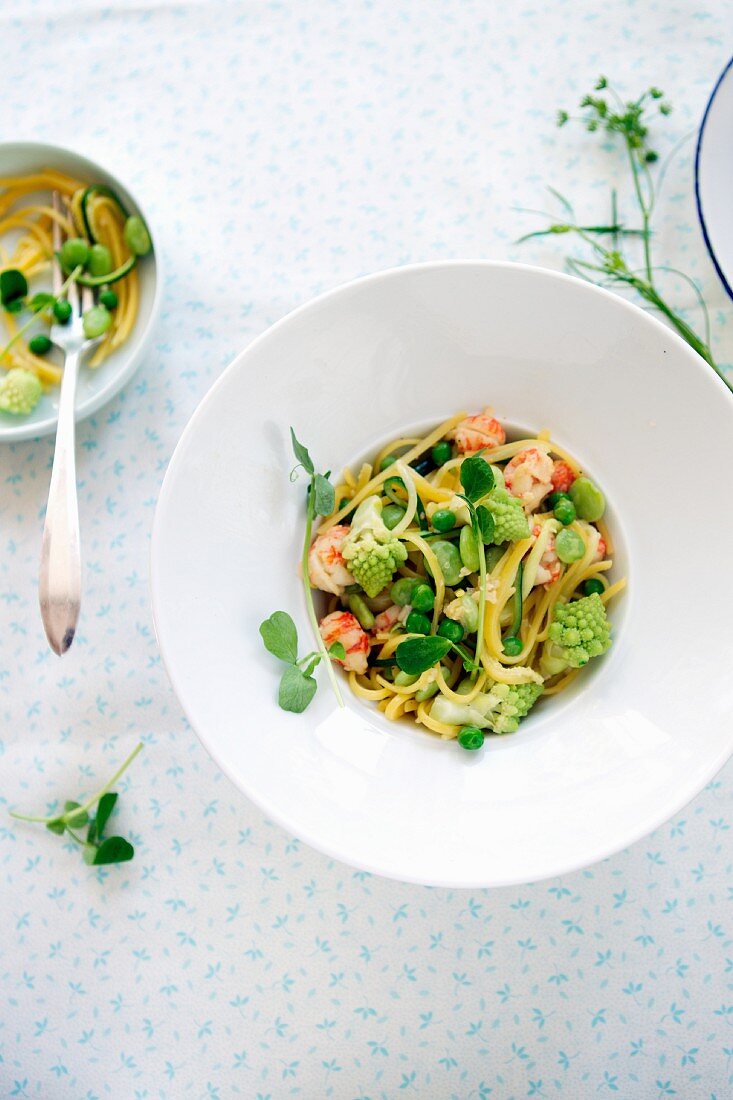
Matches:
[[151, 261, 733, 887], [0, 141, 160, 443]]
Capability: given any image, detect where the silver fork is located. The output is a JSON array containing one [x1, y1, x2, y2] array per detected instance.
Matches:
[[39, 191, 98, 656]]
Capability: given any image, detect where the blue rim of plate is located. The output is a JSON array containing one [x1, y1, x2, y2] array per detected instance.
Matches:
[[694, 53, 733, 302]]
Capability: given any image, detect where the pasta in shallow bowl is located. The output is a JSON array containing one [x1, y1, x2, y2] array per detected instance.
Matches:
[[152, 260, 733, 887], [0, 142, 160, 442]]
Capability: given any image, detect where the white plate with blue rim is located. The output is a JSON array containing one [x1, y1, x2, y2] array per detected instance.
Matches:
[[696, 55, 733, 300], [151, 260, 733, 888], [0, 141, 161, 443]]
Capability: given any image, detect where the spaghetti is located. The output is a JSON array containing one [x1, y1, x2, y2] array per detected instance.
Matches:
[[309, 408, 626, 748], [0, 168, 147, 406]]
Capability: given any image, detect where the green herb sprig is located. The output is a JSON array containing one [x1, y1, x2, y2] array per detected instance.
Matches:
[[260, 430, 345, 713], [260, 610, 345, 712], [519, 77, 730, 390], [457, 454, 495, 669], [9, 742, 142, 866]]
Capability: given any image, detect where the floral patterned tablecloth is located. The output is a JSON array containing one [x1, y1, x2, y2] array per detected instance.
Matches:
[[1, 1, 732, 1096]]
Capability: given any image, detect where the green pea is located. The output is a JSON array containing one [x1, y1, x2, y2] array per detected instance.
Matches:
[[99, 289, 119, 310], [60, 237, 89, 272], [411, 583, 435, 613], [458, 726, 485, 751], [432, 508, 456, 533], [380, 454, 397, 470], [583, 577, 605, 597], [391, 576, 418, 606], [348, 593, 375, 630], [553, 498, 576, 526], [405, 610, 431, 636], [86, 243, 113, 278], [124, 214, 152, 256], [52, 299, 72, 324], [555, 528, 585, 563], [28, 334, 51, 356], [82, 304, 112, 339], [569, 476, 605, 522], [437, 619, 464, 643], [426, 539, 463, 586], [382, 503, 406, 530], [547, 491, 570, 510], [394, 670, 419, 687], [431, 440, 452, 466], [502, 635, 523, 656], [485, 545, 505, 571], [459, 526, 480, 572]]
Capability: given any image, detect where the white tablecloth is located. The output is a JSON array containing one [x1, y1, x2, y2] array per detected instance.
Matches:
[[1, 1, 732, 1095]]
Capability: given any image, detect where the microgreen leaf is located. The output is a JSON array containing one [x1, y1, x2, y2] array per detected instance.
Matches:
[[95, 792, 118, 840], [328, 642, 346, 660], [0, 268, 27, 305], [290, 427, 314, 476], [63, 800, 89, 827], [92, 836, 135, 865], [8, 743, 143, 867], [459, 455, 495, 502], [259, 611, 298, 664], [313, 473, 335, 517], [476, 505, 495, 544], [278, 664, 318, 713], [395, 635, 452, 676], [29, 291, 55, 313], [4, 297, 23, 314]]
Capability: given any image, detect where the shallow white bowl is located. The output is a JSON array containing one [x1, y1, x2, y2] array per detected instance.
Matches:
[[0, 141, 160, 443], [151, 261, 733, 887]]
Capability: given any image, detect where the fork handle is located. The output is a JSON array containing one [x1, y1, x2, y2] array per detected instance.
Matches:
[[39, 348, 81, 655]]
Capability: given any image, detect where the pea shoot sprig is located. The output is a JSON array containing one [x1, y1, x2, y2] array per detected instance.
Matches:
[[391, 454, 495, 680], [456, 454, 495, 669], [259, 430, 345, 713], [9, 742, 143, 866], [519, 77, 730, 390]]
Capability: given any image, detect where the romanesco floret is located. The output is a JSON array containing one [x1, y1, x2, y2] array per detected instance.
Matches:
[[485, 488, 530, 543], [0, 368, 42, 416], [546, 591, 611, 668], [342, 496, 408, 597], [430, 677, 543, 735]]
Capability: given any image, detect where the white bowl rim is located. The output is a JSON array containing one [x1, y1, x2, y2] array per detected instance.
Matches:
[[0, 139, 163, 443], [151, 258, 733, 886]]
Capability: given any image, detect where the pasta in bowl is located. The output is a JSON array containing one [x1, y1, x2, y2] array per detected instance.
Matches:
[[0, 142, 159, 442], [151, 259, 733, 887], [306, 411, 625, 748]]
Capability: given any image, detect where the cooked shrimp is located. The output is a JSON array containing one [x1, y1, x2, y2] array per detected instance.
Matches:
[[504, 448, 554, 512], [319, 611, 370, 674], [532, 524, 562, 587], [447, 408, 506, 454], [373, 604, 410, 634], [551, 460, 576, 494], [308, 525, 354, 595], [595, 536, 607, 561]]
